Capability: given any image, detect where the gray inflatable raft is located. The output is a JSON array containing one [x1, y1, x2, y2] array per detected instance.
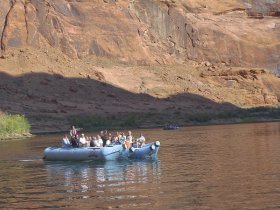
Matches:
[[43, 141, 160, 161]]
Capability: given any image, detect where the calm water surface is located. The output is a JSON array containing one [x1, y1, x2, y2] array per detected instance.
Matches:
[[1, 122, 280, 209]]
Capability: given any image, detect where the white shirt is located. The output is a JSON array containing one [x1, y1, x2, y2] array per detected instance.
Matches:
[[119, 136, 126, 144], [126, 135, 133, 143], [62, 137, 71, 147], [138, 135, 145, 147], [138, 136, 145, 143], [94, 138, 103, 147], [79, 136, 86, 145]]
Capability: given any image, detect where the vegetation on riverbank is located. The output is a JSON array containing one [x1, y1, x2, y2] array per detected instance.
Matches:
[[0, 113, 31, 140], [68, 106, 280, 131], [186, 106, 280, 124]]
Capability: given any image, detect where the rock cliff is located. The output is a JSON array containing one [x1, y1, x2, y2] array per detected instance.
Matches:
[[0, 0, 280, 132], [1, 0, 280, 71]]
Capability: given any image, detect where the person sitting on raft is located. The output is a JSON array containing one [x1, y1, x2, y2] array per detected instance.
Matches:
[[111, 135, 119, 145], [70, 134, 79, 147], [124, 131, 133, 148], [136, 133, 146, 147], [90, 137, 96, 147], [79, 133, 87, 147], [118, 132, 126, 144], [94, 135, 103, 147], [104, 133, 112, 146], [62, 134, 71, 147], [105, 136, 111, 146], [86, 136, 92, 147]]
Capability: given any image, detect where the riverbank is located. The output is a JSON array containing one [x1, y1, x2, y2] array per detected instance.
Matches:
[[0, 49, 279, 137], [0, 133, 33, 141], [1, 105, 279, 138], [30, 118, 280, 136], [28, 106, 280, 135]]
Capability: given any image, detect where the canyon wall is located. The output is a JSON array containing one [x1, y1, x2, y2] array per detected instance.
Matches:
[[0, 0, 280, 72], [0, 0, 280, 132]]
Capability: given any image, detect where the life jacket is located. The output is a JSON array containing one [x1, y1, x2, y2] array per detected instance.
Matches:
[[70, 128, 77, 137]]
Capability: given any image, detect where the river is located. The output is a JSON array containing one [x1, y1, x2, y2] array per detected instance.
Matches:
[[1, 122, 280, 209]]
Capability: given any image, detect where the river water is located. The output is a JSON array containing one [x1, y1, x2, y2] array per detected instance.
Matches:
[[1, 122, 280, 209]]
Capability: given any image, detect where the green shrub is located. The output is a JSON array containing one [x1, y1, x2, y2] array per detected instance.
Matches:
[[0, 113, 30, 139]]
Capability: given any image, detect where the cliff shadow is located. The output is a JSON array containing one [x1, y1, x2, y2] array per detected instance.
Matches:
[[0, 72, 277, 133]]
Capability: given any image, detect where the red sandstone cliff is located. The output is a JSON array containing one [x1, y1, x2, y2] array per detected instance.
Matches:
[[1, 0, 280, 71], [0, 0, 280, 132]]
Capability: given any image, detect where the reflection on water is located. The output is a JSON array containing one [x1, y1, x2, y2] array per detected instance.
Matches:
[[45, 160, 162, 209], [0, 160, 161, 209], [45, 160, 161, 197]]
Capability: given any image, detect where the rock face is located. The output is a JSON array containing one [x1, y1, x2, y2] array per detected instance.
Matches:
[[0, 0, 174, 64], [0, 0, 280, 133], [132, 0, 280, 73], [0, 0, 280, 72]]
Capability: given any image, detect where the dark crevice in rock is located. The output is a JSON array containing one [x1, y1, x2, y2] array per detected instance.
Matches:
[[24, 1, 29, 44], [185, 23, 195, 48], [1, 0, 15, 52], [44, 0, 52, 21]]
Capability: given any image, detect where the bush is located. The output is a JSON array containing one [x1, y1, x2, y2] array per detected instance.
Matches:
[[0, 113, 31, 139]]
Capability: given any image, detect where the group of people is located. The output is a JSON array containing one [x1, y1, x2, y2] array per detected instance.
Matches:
[[62, 126, 146, 149]]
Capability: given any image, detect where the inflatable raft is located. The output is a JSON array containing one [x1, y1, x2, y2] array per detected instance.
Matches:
[[163, 124, 179, 130], [43, 141, 160, 161]]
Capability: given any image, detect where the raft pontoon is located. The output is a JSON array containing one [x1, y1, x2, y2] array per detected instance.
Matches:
[[43, 141, 160, 161]]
